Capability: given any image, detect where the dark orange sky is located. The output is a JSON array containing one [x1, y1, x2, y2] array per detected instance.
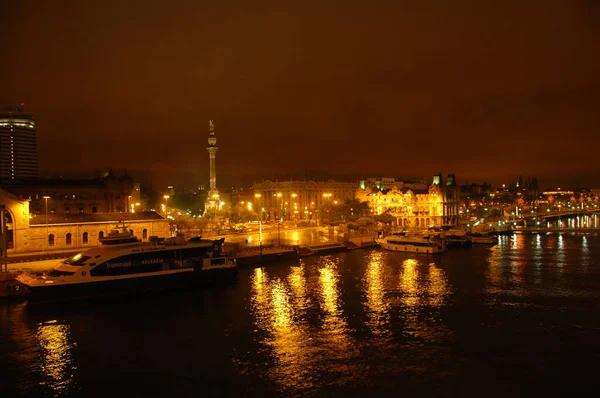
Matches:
[[1, 0, 599, 189]]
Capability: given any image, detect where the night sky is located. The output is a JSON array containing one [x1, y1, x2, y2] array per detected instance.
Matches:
[[1, 1, 599, 189]]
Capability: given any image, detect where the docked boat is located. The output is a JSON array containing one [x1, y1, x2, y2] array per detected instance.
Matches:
[[376, 233, 446, 254], [424, 225, 471, 248], [439, 224, 468, 237], [15, 225, 238, 303], [469, 233, 497, 245]]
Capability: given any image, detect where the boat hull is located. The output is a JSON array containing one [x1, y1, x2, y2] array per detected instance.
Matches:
[[470, 236, 497, 244], [21, 267, 238, 304], [376, 239, 445, 254]]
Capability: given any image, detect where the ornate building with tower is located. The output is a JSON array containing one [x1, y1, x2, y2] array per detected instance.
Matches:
[[356, 174, 461, 228], [204, 120, 221, 213]]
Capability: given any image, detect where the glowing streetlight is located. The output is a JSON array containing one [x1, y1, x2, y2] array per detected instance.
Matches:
[[291, 193, 297, 220], [258, 220, 263, 255], [322, 193, 332, 224], [163, 195, 170, 217], [276, 192, 282, 221], [255, 193, 262, 221]]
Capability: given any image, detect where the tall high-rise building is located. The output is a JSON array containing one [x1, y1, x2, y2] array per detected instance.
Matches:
[[0, 107, 39, 180]]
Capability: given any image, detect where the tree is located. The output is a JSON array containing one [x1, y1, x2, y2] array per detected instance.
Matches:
[[374, 213, 395, 225]]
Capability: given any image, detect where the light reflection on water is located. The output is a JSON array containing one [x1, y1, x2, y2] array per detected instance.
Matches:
[[363, 250, 391, 339], [37, 320, 76, 392], [399, 258, 419, 308], [547, 214, 598, 229], [5, 305, 77, 395], [486, 232, 600, 299], [251, 268, 312, 390], [248, 252, 459, 394], [249, 258, 361, 394]]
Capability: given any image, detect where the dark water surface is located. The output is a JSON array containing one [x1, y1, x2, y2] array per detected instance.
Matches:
[[2, 232, 600, 397]]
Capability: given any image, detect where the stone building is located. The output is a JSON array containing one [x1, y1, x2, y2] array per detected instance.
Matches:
[[0, 187, 169, 254], [356, 174, 460, 228], [0, 170, 137, 216], [251, 179, 358, 222]]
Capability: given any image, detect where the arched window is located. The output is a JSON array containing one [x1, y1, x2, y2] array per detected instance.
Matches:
[[66, 233, 72, 245], [48, 234, 55, 246], [83, 232, 88, 244], [99, 231, 104, 240], [142, 228, 148, 240]]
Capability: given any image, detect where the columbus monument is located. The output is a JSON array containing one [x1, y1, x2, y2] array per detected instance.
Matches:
[[204, 120, 221, 212]]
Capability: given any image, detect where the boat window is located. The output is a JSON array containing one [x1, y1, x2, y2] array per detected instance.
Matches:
[[46, 269, 75, 277], [63, 253, 92, 265]]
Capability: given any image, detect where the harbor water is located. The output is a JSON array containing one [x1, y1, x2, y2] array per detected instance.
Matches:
[[2, 232, 600, 397]]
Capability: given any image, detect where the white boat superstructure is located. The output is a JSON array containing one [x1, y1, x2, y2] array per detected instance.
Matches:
[[15, 229, 238, 302], [439, 225, 468, 237], [376, 233, 446, 254]]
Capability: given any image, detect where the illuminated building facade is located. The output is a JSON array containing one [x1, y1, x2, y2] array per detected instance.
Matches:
[[0, 188, 169, 254], [356, 174, 460, 227], [0, 170, 136, 215], [0, 108, 39, 180], [251, 179, 357, 221]]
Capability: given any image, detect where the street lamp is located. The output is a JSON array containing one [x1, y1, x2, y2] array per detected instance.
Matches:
[[322, 193, 332, 225], [255, 193, 262, 221], [163, 195, 170, 217], [43, 196, 50, 250], [276, 192, 282, 221], [258, 220, 263, 255], [291, 193, 297, 220]]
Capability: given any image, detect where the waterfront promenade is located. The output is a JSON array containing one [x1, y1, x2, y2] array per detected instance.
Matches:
[[5, 224, 600, 273], [2, 225, 377, 273]]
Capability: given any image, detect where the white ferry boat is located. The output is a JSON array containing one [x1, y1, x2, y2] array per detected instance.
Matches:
[[16, 225, 238, 302], [376, 233, 446, 254]]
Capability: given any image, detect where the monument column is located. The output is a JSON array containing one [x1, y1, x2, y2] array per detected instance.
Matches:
[[205, 120, 220, 212]]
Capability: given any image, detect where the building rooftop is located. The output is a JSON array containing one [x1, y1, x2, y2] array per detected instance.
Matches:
[[29, 211, 165, 226]]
